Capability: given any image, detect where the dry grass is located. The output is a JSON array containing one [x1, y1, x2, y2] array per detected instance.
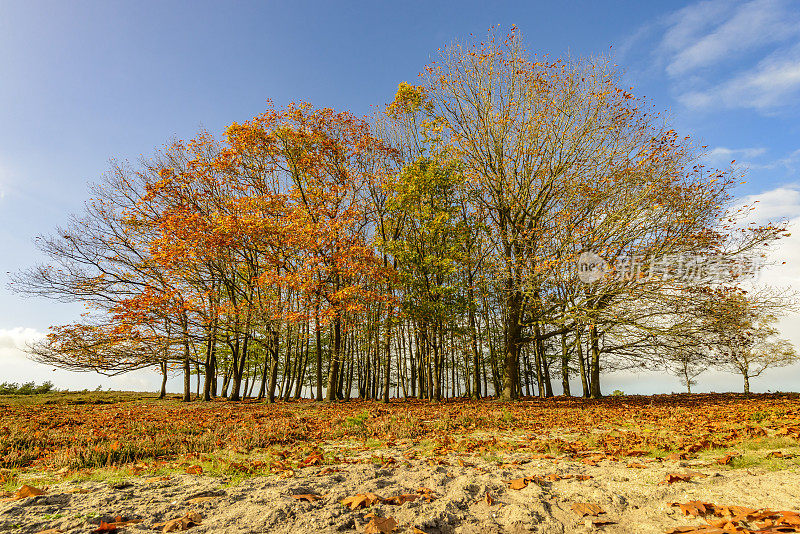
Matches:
[[2, 392, 799, 478]]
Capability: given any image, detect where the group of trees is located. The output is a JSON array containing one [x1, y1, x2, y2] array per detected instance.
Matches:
[[11, 29, 797, 401]]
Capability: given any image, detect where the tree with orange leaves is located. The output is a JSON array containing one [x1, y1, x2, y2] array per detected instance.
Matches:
[[225, 102, 397, 401]]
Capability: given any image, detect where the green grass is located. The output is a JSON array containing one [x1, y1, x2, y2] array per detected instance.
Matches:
[[694, 436, 800, 471], [0, 390, 160, 407]]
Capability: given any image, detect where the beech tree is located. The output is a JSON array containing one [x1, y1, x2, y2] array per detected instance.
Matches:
[[702, 291, 798, 394]]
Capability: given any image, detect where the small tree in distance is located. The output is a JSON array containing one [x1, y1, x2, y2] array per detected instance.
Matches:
[[704, 291, 798, 394]]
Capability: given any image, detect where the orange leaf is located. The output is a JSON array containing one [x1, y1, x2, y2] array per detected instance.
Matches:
[[383, 494, 419, 505], [291, 493, 322, 502], [185, 465, 203, 475], [571, 502, 605, 517], [660, 473, 693, 485], [90, 521, 117, 533], [342, 492, 383, 510], [364, 514, 398, 534], [16, 485, 45, 499]]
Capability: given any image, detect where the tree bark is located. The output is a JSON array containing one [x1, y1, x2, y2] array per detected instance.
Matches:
[[267, 327, 281, 403], [382, 306, 392, 403], [589, 324, 602, 399], [561, 333, 571, 396], [501, 291, 523, 401], [159, 359, 168, 399], [325, 311, 342, 401], [315, 310, 323, 401], [181, 314, 191, 402], [577, 327, 590, 398], [469, 289, 481, 399]]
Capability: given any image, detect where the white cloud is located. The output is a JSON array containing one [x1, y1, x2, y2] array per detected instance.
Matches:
[[738, 184, 800, 223], [0, 327, 44, 353], [679, 44, 800, 110], [630, 0, 800, 113], [0, 326, 177, 392], [663, 0, 800, 76], [739, 185, 800, 353], [706, 146, 767, 167]]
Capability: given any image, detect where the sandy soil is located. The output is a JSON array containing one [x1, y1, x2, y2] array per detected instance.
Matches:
[[2, 444, 799, 534]]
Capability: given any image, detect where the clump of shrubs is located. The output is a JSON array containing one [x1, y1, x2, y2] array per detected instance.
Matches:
[[0, 381, 55, 395]]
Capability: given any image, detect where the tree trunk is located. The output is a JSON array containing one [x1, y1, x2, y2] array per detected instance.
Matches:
[[159, 359, 168, 399], [469, 290, 481, 399], [382, 306, 392, 403], [589, 324, 602, 399], [315, 311, 323, 401], [257, 346, 269, 401], [229, 332, 248, 401], [267, 327, 281, 403], [577, 327, 589, 398], [325, 311, 342, 401], [432, 327, 441, 400], [182, 315, 191, 402], [561, 333, 571, 396], [501, 291, 523, 401], [294, 327, 309, 399], [541, 337, 553, 398], [182, 348, 191, 402], [202, 326, 216, 401], [210, 353, 217, 397]]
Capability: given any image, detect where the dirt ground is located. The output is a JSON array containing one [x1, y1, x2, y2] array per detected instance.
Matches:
[[3, 441, 799, 534]]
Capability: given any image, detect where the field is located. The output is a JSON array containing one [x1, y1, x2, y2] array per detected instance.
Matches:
[[2, 393, 800, 533]]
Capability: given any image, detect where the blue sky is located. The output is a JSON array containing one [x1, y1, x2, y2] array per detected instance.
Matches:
[[1, 0, 799, 394]]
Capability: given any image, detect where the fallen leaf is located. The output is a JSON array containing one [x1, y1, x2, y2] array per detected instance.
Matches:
[[485, 492, 494, 506], [586, 518, 616, 527], [16, 485, 45, 499], [672, 501, 714, 517], [185, 465, 203, 475], [291, 493, 322, 502], [186, 496, 217, 505], [660, 473, 693, 484], [416, 487, 436, 502], [342, 492, 383, 510], [155, 512, 202, 533], [715, 454, 737, 465], [300, 453, 323, 466], [383, 493, 419, 505], [90, 521, 117, 533], [571, 502, 605, 517], [317, 467, 341, 475], [507, 477, 530, 490], [364, 514, 398, 534]]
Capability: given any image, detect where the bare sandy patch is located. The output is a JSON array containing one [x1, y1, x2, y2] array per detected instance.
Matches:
[[3, 445, 799, 534]]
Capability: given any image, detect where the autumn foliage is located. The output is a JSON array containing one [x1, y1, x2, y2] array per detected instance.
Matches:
[[10, 27, 795, 403]]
